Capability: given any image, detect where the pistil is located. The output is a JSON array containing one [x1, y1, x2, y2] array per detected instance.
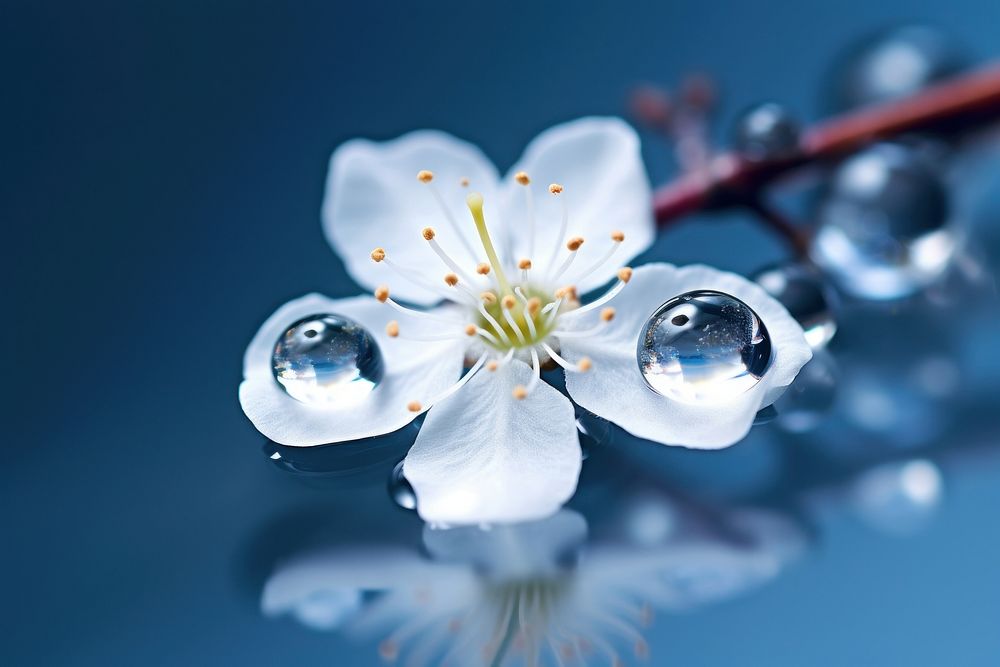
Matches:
[[466, 192, 512, 295]]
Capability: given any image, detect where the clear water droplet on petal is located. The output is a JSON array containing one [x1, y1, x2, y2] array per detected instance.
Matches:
[[638, 290, 772, 404], [271, 313, 384, 406]]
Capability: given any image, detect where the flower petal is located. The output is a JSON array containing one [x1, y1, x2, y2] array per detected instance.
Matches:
[[239, 293, 466, 446], [501, 117, 654, 292], [559, 263, 812, 448], [322, 131, 501, 306], [404, 360, 581, 525], [422, 510, 587, 580]]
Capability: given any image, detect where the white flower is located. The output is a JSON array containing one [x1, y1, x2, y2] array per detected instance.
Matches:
[[261, 503, 805, 666], [239, 118, 812, 525]]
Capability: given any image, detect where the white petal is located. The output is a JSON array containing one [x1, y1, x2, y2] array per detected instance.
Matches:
[[501, 117, 654, 292], [239, 293, 466, 446], [322, 131, 502, 305], [422, 510, 587, 580], [560, 263, 812, 448], [404, 360, 581, 525]]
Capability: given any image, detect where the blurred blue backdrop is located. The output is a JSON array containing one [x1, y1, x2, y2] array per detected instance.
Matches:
[[5, 1, 1000, 665]]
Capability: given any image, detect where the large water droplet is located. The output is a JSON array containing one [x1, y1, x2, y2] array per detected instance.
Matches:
[[754, 262, 838, 349], [810, 142, 956, 300], [638, 290, 772, 404], [388, 461, 417, 511], [272, 313, 384, 406]]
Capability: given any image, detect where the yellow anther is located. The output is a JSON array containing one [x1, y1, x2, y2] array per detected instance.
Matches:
[[518, 258, 532, 270], [527, 297, 542, 314], [512, 385, 528, 400], [444, 273, 459, 286], [549, 183, 564, 194], [476, 262, 491, 275], [417, 170, 434, 183], [515, 171, 531, 185], [460, 177, 470, 187], [480, 291, 497, 305], [555, 285, 578, 300], [375, 285, 390, 302], [601, 307, 616, 322], [611, 230, 625, 242], [464, 324, 477, 336], [566, 236, 585, 251], [617, 267, 633, 283], [385, 320, 399, 337], [501, 295, 516, 309], [578, 357, 593, 372], [370, 247, 386, 262], [422, 227, 436, 241], [407, 400, 422, 413], [486, 360, 499, 372]]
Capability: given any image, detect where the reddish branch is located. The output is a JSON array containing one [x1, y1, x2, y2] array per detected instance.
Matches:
[[652, 62, 1000, 227]]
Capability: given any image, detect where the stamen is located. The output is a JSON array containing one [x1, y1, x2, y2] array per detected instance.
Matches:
[[486, 360, 499, 372], [501, 294, 526, 345], [513, 288, 538, 338], [545, 183, 569, 275], [406, 354, 487, 415], [444, 273, 459, 286], [460, 177, 470, 187], [541, 342, 592, 373], [552, 306, 615, 338], [564, 267, 631, 316], [370, 247, 460, 302], [518, 257, 532, 283], [602, 307, 616, 321], [375, 285, 462, 324], [476, 263, 491, 276], [571, 231, 625, 285], [386, 321, 399, 337], [464, 324, 477, 336], [478, 302, 512, 346], [516, 171, 537, 260], [550, 237, 584, 283], [466, 192, 512, 294], [527, 347, 541, 392], [418, 171, 481, 262], [512, 385, 528, 400], [423, 227, 478, 286], [475, 327, 501, 347], [480, 291, 497, 305]]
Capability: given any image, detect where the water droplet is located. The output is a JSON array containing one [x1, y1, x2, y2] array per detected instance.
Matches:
[[388, 461, 417, 511], [811, 143, 956, 300], [830, 24, 965, 111], [753, 262, 838, 349], [272, 313, 384, 406], [852, 459, 943, 535], [774, 350, 838, 433], [732, 102, 800, 160], [638, 290, 772, 404]]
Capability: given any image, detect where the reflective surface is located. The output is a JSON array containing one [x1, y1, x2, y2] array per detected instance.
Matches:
[[9, 3, 1000, 666], [272, 314, 384, 406], [638, 290, 772, 403]]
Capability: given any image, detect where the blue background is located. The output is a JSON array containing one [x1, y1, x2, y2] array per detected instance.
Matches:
[[5, 1, 1000, 665]]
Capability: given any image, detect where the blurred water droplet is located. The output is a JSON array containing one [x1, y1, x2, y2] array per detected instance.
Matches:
[[811, 143, 957, 300], [852, 459, 943, 535], [272, 313, 384, 405], [754, 262, 838, 349], [831, 24, 965, 110], [775, 350, 839, 433], [732, 102, 801, 160], [388, 461, 417, 511], [638, 291, 772, 404]]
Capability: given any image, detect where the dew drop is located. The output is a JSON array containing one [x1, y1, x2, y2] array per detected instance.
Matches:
[[753, 262, 838, 349], [637, 290, 772, 404], [388, 461, 417, 511], [271, 313, 384, 406]]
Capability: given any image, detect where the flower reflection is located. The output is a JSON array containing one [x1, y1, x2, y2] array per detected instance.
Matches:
[[260, 497, 804, 666]]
